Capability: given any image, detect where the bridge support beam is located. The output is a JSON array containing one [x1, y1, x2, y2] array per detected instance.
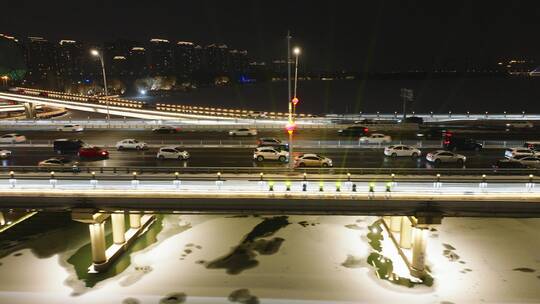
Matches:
[[399, 216, 413, 249], [111, 213, 126, 245], [23, 103, 36, 119]]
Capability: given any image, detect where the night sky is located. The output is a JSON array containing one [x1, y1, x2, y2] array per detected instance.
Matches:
[[2, 0, 540, 71]]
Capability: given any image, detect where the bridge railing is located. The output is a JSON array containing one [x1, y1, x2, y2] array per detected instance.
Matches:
[[0, 166, 537, 181]]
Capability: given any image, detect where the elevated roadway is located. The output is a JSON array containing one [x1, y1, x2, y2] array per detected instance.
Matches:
[[1, 174, 539, 217]]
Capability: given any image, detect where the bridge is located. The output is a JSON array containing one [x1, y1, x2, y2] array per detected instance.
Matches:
[[1, 169, 539, 279], [1, 88, 539, 123]]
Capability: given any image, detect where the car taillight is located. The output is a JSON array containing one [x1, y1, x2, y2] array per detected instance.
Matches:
[[364, 128, 368, 133], [444, 140, 450, 145]]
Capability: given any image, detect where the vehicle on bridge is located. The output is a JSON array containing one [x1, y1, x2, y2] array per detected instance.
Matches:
[[359, 133, 392, 144], [517, 156, 540, 168], [57, 124, 84, 132], [0, 133, 26, 143], [253, 146, 289, 162], [504, 147, 537, 159], [443, 132, 482, 151], [229, 128, 257, 136], [523, 141, 540, 151], [337, 126, 369, 136], [426, 150, 466, 165], [257, 137, 283, 147], [116, 139, 148, 150], [152, 126, 180, 134], [493, 159, 527, 169], [416, 128, 444, 140], [0, 149, 11, 158], [38, 157, 80, 172], [156, 146, 190, 160], [78, 146, 109, 159], [53, 139, 85, 154], [294, 153, 333, 167], [384, 145, 421, 158]]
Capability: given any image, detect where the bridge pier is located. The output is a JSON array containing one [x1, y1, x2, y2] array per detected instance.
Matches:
[[411, 226, 428, 277], [72, 209, 155, 273], [23, 103, 36, 119], [389, 216, 401, 232], [129, 213, 141, 229], [89, 222, 107, 265], [399, 216, 413, 249], [111, 213, 126, 245]]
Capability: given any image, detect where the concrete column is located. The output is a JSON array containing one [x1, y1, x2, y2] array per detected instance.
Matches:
[[24, 103, 36, 119], [399, 216, 413, 249], [411, 227, 428, 278], [111, 213, 126, 245], [129, 213, 141, 229], [390, 216, 402, 233], [89, 222, 107, 264]]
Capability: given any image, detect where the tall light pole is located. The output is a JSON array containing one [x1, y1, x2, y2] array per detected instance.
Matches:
[[90, 49, 110, 125], [288, 47, 301, 169]]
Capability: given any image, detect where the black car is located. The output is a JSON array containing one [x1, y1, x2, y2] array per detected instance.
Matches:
[[416, 128, 444, 140], [152, 126, 179, 133], [443, 135, 482, 151], [337, 126, 369, 136], [402, 116, 424, 124], [53, 139, 85, 154]]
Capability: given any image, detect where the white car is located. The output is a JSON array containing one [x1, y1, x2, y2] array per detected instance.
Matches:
[[426, 150, 466, 165], [156, 146, 190, 160], [57, 124, 84, 132], [0, 149, 12, 158], [38, 158, 79, 169], [253, 147, 289, 162], [229, 128, 258, 136], [384, 145, 421, 158], [504, 147, 536, 159], [116, 139, 148, 150], [295, 154, 333, 167], [0, 133, 26, 143], [359, 133, 392, 144], [517, 156, 540, 168]]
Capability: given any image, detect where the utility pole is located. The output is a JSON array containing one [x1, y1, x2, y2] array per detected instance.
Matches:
[[400, 88, 413, 121]]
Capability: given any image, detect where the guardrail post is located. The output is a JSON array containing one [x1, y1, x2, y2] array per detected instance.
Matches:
[[479, 174, 487, 190], [368, 183, 375, 198], [344, 173, 352, 191], [258, 172, 267, 190], [433, 173, 442, 189], [49, 171, 57, 188], [173, 172, 181, 189], [215, 172, 223, 189], [522, 111, 525, 118], [8, 171, 16, 188], [131, 172, 139, 189], [527, 174, 535, 192], [90, 171, 98, 189]]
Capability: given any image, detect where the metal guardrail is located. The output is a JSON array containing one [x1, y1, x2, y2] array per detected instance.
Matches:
[[0, 138, 528, 149], [0, 166, 537, 179]]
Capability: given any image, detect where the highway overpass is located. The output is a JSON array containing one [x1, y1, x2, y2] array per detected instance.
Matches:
[[1, 173, 539, 217]]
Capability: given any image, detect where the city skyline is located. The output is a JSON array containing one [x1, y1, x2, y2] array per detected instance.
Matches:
[[2, 0, 540, 71]]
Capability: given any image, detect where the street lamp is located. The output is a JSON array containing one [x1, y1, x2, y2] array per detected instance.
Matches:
[[287, 46, 301, 169], [90, 49, 110, 125], [1, 76, 8, 87]]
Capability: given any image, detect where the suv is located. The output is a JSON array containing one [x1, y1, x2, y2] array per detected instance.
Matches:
[[443, 133, 482, 151], [53, 139, 85, 154], [337, 126, 369, 136], [253, 147, 289, 162]]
